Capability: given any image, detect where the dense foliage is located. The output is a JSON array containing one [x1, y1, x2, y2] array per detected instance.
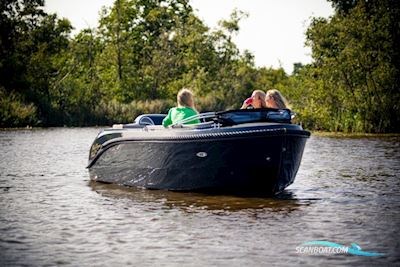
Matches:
[[300, 0, 400, 132], [1, 0, 399, 132]]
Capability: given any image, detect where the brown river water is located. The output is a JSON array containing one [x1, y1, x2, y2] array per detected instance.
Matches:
[[0, 128, 399, 266]]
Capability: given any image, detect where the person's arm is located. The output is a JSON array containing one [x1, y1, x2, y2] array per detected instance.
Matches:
[[162, 109, 173, 127], [241, 97, 253, 109]]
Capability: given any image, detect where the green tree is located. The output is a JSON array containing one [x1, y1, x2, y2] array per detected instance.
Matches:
[[50, 28, 104, 125], [0, 0, 72, 126], [304, 0, 400, 132], [97, 0, 194, 102]]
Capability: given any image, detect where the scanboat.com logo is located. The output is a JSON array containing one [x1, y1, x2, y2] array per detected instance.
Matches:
[[296, 241, 385, 256]]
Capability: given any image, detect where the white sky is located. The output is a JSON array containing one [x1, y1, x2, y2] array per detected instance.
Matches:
[[44, 0, 334, 74]]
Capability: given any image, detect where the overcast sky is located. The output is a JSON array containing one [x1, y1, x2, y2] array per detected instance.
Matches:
[[44, 0, 334, 74]]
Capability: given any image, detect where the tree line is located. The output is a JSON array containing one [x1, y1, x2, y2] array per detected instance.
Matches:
[[1, 0, 399, 132]]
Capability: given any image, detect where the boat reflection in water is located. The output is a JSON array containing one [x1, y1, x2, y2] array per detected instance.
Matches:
[[88, 181, 309, 213], [88, 109, 310, 196]]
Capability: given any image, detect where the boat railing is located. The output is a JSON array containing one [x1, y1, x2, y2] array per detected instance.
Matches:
[[171, 112, 217, 128]]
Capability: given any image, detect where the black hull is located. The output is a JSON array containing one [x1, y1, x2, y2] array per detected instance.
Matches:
[[88, 125, 309, 195]]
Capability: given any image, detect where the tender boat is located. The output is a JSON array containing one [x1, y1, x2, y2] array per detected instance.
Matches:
[[87, 109, 310, 195]]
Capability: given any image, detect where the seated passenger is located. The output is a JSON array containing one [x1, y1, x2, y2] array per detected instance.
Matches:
[[241, 90, 267, 109], [265, 89, 289, 109], [162, 88, 201, 127]]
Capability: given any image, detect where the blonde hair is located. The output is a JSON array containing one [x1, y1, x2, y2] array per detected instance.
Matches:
[[266, 89, 289, 109], [177, 88, 195, 109], [252, 90, 267, 108]]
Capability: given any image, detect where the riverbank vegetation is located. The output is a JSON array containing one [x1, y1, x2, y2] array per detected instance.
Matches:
[[1, 0, 399, 132]]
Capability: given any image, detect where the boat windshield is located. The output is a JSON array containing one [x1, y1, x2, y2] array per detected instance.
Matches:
[[217, 108, 292, 125], [172, 108, 292, 127]]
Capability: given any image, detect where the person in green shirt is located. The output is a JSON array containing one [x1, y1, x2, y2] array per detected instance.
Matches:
[[162, 88, 201, 127]]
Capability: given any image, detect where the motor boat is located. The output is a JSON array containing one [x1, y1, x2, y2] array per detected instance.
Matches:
[[87, 108, 310, 195]]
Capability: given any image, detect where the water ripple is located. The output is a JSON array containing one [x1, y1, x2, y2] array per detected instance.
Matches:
[[0, 130, 399, 266]]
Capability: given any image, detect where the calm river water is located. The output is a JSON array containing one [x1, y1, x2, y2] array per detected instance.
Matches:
[[0, 128, 399, 266]]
